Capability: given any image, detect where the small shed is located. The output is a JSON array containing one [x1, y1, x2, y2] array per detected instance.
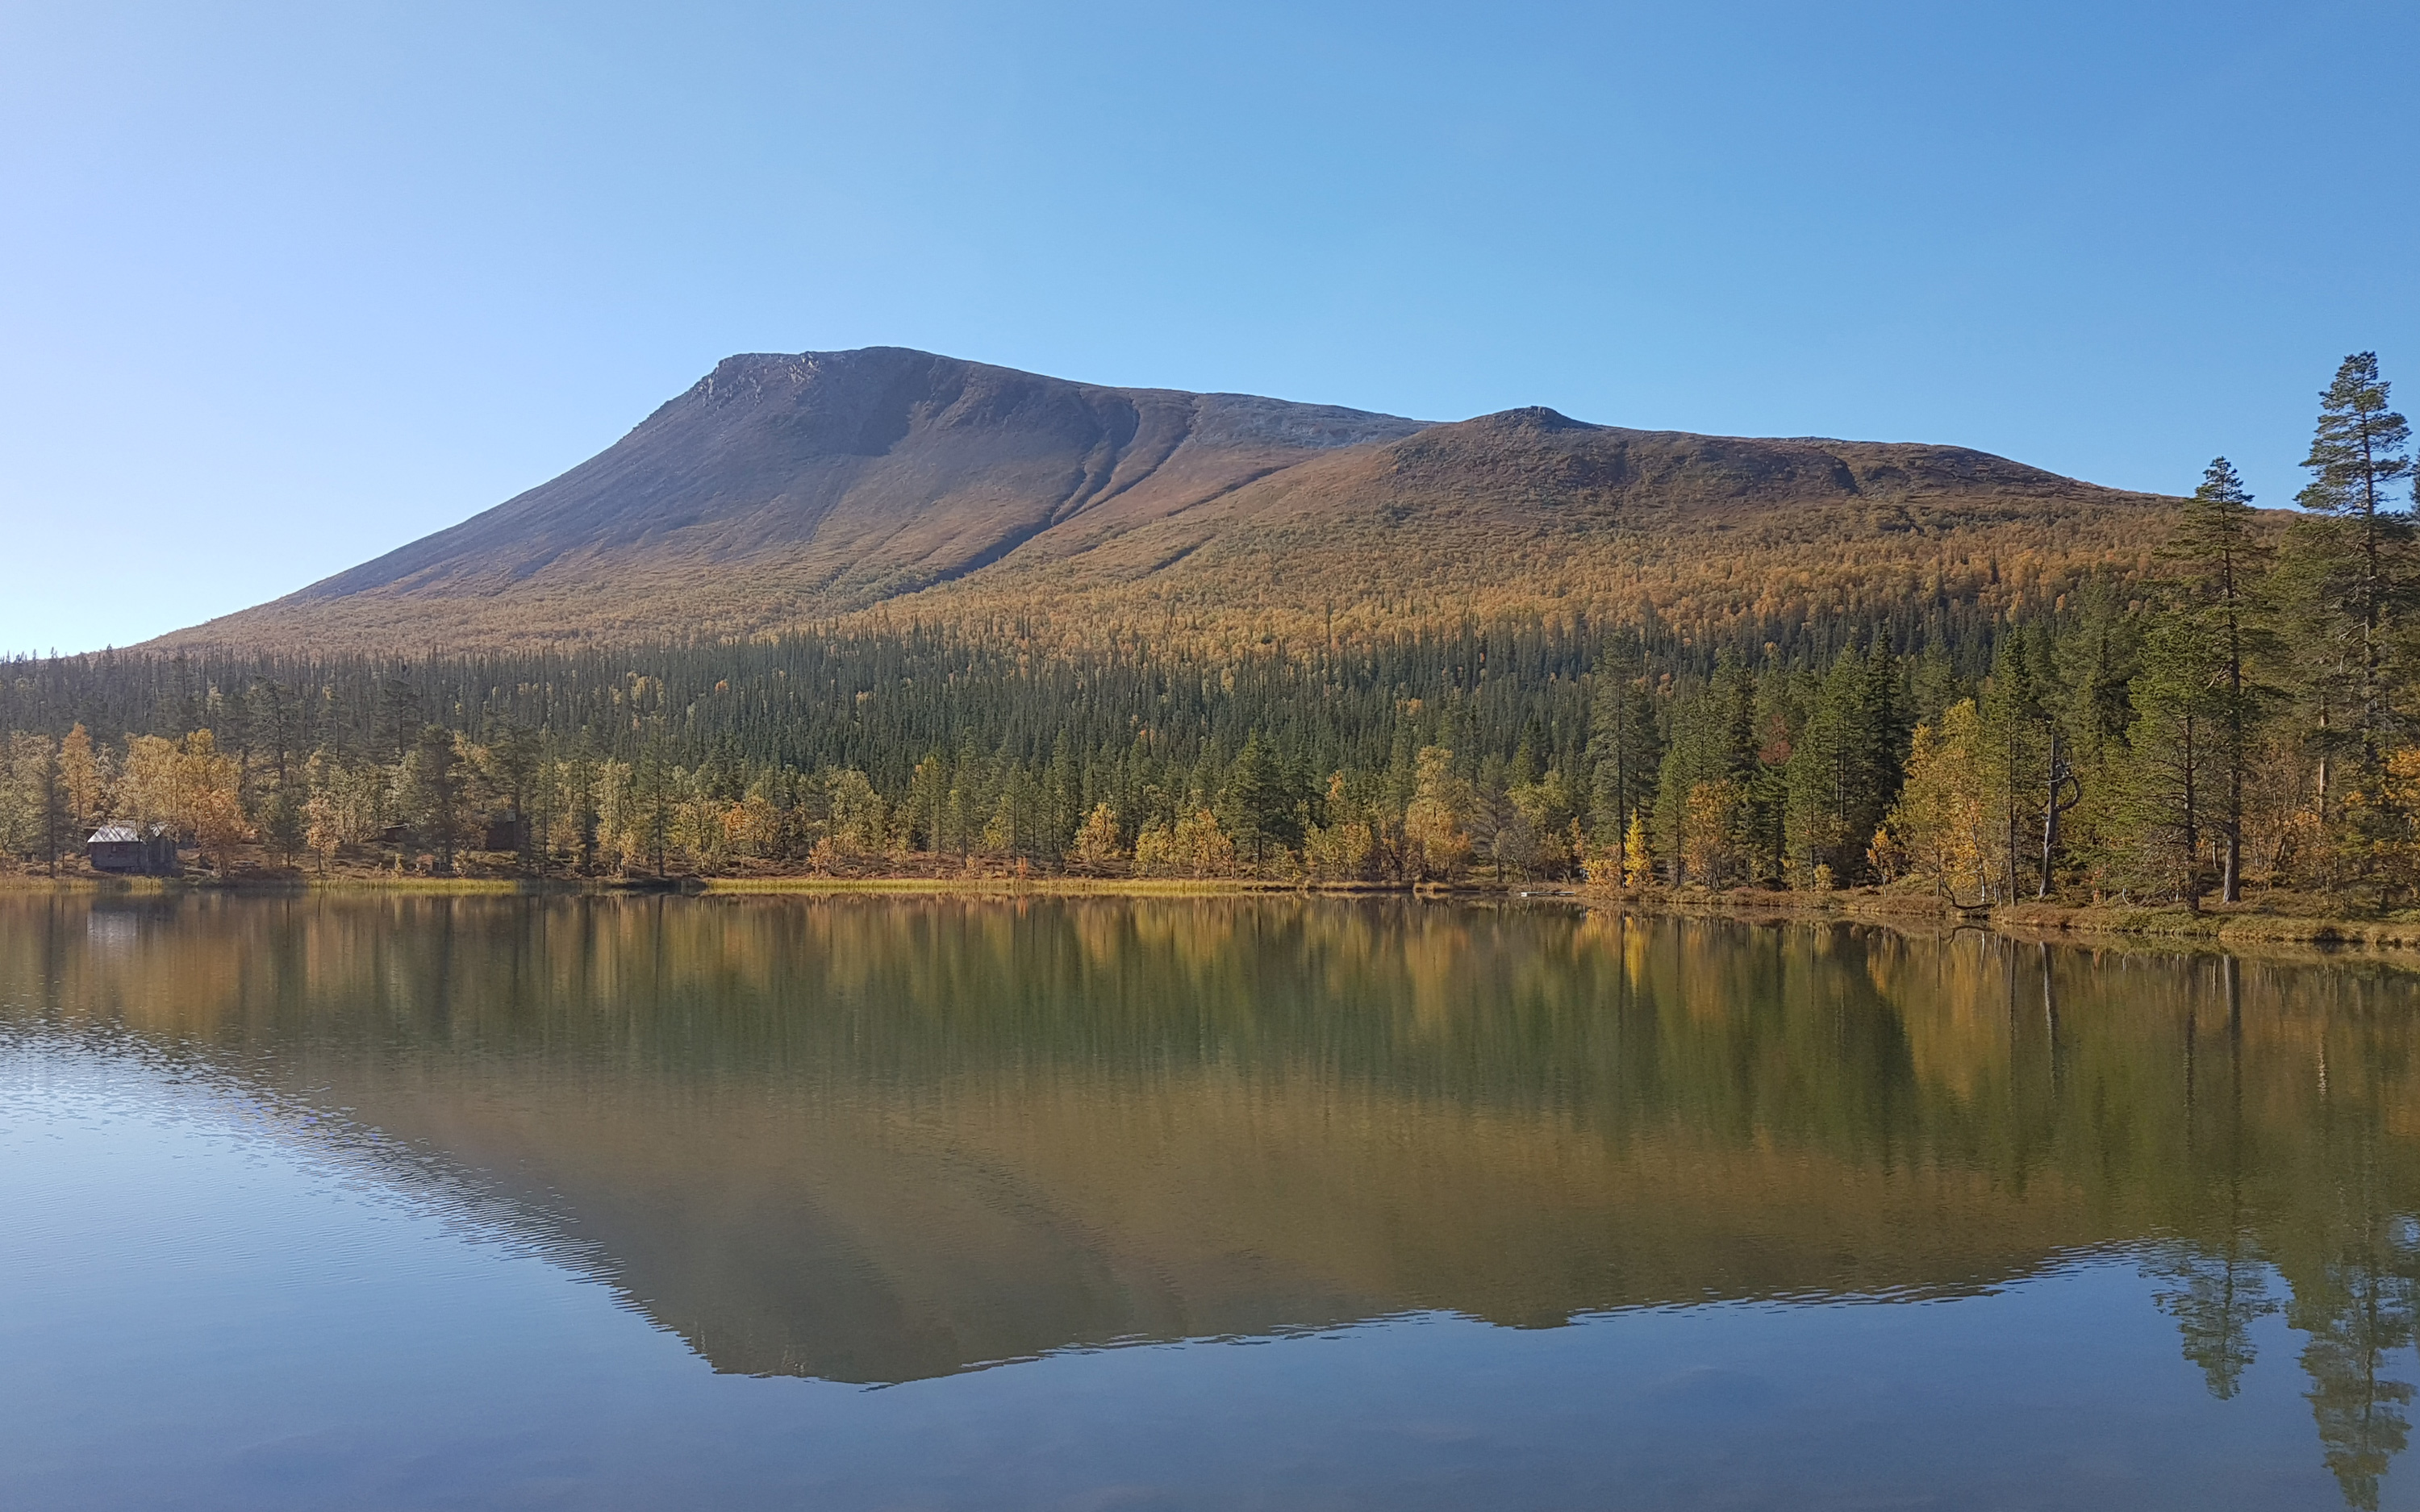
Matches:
[[87, 823, 178, 876]]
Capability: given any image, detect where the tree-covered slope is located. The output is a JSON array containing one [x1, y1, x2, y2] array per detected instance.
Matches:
[[915, 405, 2176, 649]]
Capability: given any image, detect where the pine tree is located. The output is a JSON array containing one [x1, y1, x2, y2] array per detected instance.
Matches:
[[2296, 353, 2414, 773]]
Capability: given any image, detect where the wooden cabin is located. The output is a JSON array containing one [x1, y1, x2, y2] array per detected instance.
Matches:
[[87, 823, 178, 876]]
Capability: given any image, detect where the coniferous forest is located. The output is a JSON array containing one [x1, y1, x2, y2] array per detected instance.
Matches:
[[2, 353, 2414, 909]]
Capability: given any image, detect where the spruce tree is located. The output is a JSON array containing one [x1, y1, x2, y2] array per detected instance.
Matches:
[[2163, 458, 2273, 900], [484, 723, 543, 865], [1978, 630, 2074, 899], [1217, 731, 1287, 865], [1719, 654, 1783, 885], [1653, 681, 1733, 886], [245, 680, 299, 792], [1045, 731, 1081, 856], [1588, 669, 1663, 868], [1783, 649, 1867, 885], [1860, 631, 1907, 848], [1784, 633, 1906, 886], [405, 723, 465, 872], [260, 785, 307, 869], [376, 675, 423, 762], [2122, 609, 2224, 906]]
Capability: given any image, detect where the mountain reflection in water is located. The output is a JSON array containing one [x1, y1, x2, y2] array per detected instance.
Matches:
[[6, 894, 2418, 1509]]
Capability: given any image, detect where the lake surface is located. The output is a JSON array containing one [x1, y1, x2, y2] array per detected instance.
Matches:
[[4, 894, 2419, 1510]]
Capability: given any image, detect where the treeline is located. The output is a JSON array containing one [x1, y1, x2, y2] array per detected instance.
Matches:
[[2, 353, 2413, 905], [0, 606, 1992, 884]]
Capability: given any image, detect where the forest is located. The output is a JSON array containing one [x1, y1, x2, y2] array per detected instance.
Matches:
[[1, 352, 2412, 910]]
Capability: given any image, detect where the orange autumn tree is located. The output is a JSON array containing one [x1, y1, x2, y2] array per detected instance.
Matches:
[[58, 724, 107, 832]]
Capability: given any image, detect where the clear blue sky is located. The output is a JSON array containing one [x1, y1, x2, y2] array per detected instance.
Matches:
[[4, 1, 2414, 655]]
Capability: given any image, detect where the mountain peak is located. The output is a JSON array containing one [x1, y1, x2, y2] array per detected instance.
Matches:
[[1467, 405, 1595, 434], [149, 348, 2172, 652]]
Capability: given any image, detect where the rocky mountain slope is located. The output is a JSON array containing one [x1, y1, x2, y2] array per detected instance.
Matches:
[[157, 347, 2178, 650]]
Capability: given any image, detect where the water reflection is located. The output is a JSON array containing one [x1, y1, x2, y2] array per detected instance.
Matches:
[[4, 895, 2419, 1507]]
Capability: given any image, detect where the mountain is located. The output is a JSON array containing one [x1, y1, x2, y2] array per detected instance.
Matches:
[[156, 347, 2179, 651]]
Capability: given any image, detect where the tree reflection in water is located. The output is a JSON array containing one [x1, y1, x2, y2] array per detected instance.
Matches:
[[4, 894, 2419, 1506]]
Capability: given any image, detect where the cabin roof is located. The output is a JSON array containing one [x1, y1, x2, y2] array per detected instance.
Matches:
[[87, 823, 167, 845]]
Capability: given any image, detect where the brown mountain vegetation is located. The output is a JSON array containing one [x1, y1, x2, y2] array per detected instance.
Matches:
[[153, 347, 2180, 652]]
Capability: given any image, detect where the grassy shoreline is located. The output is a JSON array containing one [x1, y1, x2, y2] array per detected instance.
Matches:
[[0, 873, 1456, 900], [1634, 885, 2420, 952], [9, 870, 2417, 952]]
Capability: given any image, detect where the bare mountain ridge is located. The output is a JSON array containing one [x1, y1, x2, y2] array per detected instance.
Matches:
[[161, 346, 2176, 650], [293, 347, 1425, 603]]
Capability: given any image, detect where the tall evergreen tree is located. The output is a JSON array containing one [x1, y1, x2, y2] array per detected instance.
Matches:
[[1723, 655, 1786, 885], [2165, 458, 2274, 901], [1217, 731, 1290, 865], [1977, 630, 2073, 900], [483, 723, 543, 864], [2123, 608, 2226, 906], [2295, 353, 2414, 773], [1588, 668, 1662, 866], [1654, 680, 1734, 887], [245, 679, 300, 792], [376, 675, 424, 762], [403, 723, 465, 871], [1782, 633, 1905, 887]]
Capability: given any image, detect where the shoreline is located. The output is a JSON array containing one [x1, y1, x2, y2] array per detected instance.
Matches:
[[9, 872, 2418, 953], [0, 873, 1457, 900], [1633, 885, 2420, 952]]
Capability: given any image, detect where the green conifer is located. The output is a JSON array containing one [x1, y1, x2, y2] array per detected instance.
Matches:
[[2295, 353, 2413, 770], [2166, 458, 2275, 900]]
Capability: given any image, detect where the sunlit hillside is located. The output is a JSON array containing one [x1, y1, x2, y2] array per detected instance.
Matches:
[[147, 349, 2183, 655]]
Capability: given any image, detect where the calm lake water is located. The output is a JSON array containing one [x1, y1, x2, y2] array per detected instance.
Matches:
[[4, 894, 2419, 1510]]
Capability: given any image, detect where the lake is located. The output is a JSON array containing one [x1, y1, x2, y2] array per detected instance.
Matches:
[[4, 893, 2418, 1510]]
